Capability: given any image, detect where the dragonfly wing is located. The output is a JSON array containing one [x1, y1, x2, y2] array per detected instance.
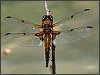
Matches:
[[53, 8, 98, 45], [2, 33, 42, 47], [1, 16, 40, 34], [55, 26, 94, 45], [54, 8, 97, 31], [1, 16, 42, 46]]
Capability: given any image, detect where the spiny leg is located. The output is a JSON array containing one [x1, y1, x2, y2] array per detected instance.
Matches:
[[35, 32, 44, 41]]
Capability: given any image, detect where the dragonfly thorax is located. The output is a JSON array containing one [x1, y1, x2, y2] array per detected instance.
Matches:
[[43, 25, 51, 34], [44, 24, 50, 28]]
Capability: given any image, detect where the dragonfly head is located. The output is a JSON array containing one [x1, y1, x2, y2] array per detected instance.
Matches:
[[42, 15, 53, 22]]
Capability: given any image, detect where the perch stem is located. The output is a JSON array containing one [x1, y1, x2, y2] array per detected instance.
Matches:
[[51, 43, 56, 74], [44, 1, 50, 15]]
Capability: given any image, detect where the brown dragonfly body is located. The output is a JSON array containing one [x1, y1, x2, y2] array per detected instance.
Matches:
[[35, 15, 60, 67]]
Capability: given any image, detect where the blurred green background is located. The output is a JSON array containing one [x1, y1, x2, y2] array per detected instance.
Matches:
[[1, 1, 99, 74]]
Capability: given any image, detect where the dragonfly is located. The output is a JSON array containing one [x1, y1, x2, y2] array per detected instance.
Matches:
[[1, 1, 94, 67]]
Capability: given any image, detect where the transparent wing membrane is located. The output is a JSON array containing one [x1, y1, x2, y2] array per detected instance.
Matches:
[[54, 8, 96, 31], [1, 8, 97, 47], [55, 26, 94, 45], [53, 8, 97, 45], [1, 16, 42, 46], [2, 16, 40, 33], [2, 33, 41, 47]]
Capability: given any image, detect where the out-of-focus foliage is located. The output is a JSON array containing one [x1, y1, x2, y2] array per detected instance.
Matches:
[[1, 1, 99, 74]]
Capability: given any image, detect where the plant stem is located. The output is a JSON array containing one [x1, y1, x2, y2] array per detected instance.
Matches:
[[51, 43, 56, 74]]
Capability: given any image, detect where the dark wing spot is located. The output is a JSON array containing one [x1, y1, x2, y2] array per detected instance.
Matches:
[[84, 8, 90, 11], [71, 29, 73, 31], [71, 15, 73, 18], [23, 33, 26, 35], [86, 26, 93, 28], [6, 16, 12, 18], [22, 20, 24, 22], [5, 33, 11, 35]]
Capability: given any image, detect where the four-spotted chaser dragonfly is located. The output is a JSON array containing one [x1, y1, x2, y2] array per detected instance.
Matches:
[[1, 3, 95, 67]]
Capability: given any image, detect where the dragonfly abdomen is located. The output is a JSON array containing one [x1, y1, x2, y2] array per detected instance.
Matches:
[[44, 34, 51, 67]]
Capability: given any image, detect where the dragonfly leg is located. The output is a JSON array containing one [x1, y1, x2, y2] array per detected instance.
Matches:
[[35, 32, 44, 36], [35, 32, 44, 41], [52, 31, 60, 40], [39, 36, 44, 41]]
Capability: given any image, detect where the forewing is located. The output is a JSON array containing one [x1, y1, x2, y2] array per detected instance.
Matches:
[[1, 16, 40, 34], [54, 8, 97, 31]]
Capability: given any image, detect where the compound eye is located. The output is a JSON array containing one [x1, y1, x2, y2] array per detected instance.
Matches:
[[50, 16, 53, 20], [42, 16, 45, 20]]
